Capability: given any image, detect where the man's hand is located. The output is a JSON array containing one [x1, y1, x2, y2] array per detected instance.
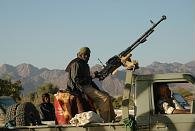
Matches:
[[120, 53, 139, 70]]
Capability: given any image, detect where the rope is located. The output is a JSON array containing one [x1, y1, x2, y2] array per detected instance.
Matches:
[[123, 117, 135, 131]]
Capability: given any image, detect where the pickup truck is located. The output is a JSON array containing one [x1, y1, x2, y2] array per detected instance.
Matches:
[[1, 72, 195, 131]]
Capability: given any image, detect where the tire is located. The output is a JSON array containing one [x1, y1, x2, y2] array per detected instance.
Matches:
[[5, 103, 20, 126], [15, 102, 41, 126]]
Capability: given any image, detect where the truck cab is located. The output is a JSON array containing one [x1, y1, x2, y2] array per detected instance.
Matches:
[[131, 72, 195, 130]]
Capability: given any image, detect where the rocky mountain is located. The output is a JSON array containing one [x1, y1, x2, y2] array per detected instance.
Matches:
[[0, 60, 195, 97], [135, 61, 195, 76], [0, 63, 67, 94]]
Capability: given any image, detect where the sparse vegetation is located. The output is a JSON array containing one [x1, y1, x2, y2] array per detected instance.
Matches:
[[0, 78, 23, 101], [22, 83, 59, 105]]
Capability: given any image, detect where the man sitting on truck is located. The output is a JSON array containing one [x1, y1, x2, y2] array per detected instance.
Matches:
[[65, 47, 116, 122], [156, 83, 190, 114]]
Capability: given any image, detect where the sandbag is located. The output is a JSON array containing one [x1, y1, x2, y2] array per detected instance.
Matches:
[[15, 102, 41, 126], [5, 104, 20, 126], [5, 102, 41, 127]]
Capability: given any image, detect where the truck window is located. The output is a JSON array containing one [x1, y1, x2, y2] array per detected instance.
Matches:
[[153, 82, 193, 114]]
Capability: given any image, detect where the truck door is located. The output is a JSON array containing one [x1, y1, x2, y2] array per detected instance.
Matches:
[[150, 82, 195, 131]]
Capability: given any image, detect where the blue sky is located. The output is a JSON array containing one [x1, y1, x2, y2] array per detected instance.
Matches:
[[0, 0, 194, 70]]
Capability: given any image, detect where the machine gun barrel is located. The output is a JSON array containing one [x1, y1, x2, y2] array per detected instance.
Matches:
[[119, 15, 166, 57], [96, 15, 166, 80]]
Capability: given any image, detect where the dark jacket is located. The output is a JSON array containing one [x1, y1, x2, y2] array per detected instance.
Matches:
[[39, 103, 55, 121], [65, 57, 92, 92]]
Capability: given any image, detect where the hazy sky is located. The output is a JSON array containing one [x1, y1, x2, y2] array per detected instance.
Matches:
[[0, 0, 194, 70]]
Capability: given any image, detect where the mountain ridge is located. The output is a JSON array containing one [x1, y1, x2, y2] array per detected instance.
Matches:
[[0, 60, 195, 97]]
